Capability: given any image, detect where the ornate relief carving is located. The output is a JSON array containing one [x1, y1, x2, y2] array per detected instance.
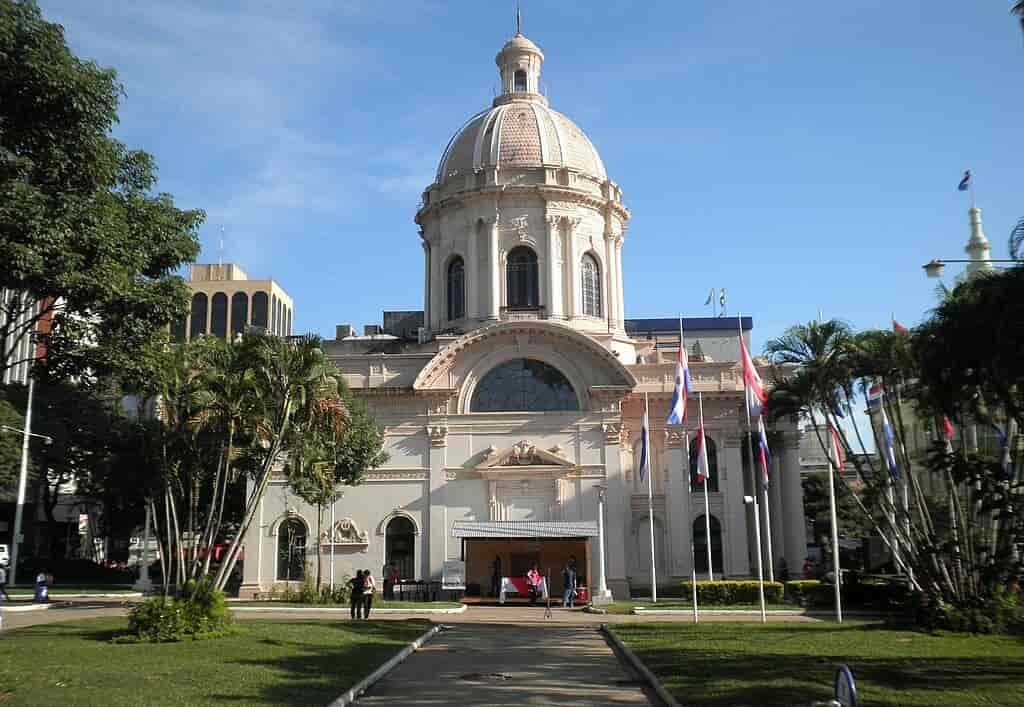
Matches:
[[427, 424, 448, 447], [322, 518, 369, 547], [602, 422, 622, 445], [482, 445, 499, 462], [445, 470, 458, 481], [509, 439, 542, 465], [548, 444, 565, 456], [364, 470, 429, 481], [664, 428, 686, 447]]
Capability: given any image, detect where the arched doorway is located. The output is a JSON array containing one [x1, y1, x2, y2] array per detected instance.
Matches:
[[693, 514, 723, 575], [385, 516, 415, 580], [276, 517, 306, 581]]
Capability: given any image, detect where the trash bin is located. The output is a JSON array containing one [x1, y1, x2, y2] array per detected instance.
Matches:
[[576, 587, 589, 603]]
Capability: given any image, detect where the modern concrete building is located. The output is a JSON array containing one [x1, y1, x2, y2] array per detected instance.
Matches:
[[174, 263, 293, 342], [239, 29, 807, 600]]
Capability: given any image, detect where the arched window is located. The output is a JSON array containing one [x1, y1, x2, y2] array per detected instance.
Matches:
[[385, 516, 416, 581], [506, 246, 539, 309], [272, 295, 279, 335], [285, 307, 292, 336], [210, 292, 228, 339], [471, 358, 578, 412], [514, 69, 528, 92], [276, 518, 306, 581], [447, 257, 465, 321], [693, 515, 723, 575], [689, 434, 720, 492], [581, 253, 602, 317], [189, 293, 208, 340], [230, 292, 249, 338], [252, 292, 269, 329]]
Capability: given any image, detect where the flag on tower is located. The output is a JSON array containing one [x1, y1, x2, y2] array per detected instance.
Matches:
[[892, 319, 908, 334], [638, 398, 651, 483], [704, 289, 714, 306], [957, 170, 972, 191], [740, 334, 768, 418], [757, 416, 771, 487], [666, 334, 692, 426], [695, 406, 710, 483]]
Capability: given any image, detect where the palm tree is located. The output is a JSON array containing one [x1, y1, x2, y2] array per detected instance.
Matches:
[[1014, 2, 1024, 33]]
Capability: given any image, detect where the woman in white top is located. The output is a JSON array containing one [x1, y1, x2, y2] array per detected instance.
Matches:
[[362, 569, 376, 619]]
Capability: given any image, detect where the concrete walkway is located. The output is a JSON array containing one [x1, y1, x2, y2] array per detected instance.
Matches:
[[356, 623, 654, 706]]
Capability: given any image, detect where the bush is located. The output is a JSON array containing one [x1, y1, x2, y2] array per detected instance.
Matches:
[[920, 586, 1024, 635], [275, 572, 351, 605], [126, 579, 232, 642], [784, 580, 832, 607], [679, 580, 784, 604]]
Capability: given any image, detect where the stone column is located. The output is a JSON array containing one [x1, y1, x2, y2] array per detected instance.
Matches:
[[602, 423, 629, 598], [781, 427, 807, 573], [721, 438, 750, 576], [465, 222, 478, 321], [422, 240, 431, 329], [430, 237, 444, 329], [488, 218, 500, 320], [427, 420, 448, 581], [664, 429, 692, 579], [615, 237, 626, 330], [566, 220, 580, 319], [546, 217, 563, 319], [769, 453, 786, 577], [603, 234, 617, 330]]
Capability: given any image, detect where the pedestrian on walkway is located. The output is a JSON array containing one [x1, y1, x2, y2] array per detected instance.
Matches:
[[34, 570, 49, 603], [0, 564, 9, 602], [527, 564, 542, 606], [349, 570, 365, 619], [362, 569, 376, 619], [490, 555, 501, 598], [561, 559, 577, 608]]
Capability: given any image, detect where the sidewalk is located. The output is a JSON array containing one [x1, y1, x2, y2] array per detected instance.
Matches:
[[355, 623, 654, 706]]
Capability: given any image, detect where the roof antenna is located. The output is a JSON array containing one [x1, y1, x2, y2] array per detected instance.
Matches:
[[218, 226, 225, 266], [516, 2, 521, 35]]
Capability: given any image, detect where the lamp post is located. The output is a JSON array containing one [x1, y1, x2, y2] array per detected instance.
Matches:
[[594, 484, 612, 604], [922, 258, 1016, 279]]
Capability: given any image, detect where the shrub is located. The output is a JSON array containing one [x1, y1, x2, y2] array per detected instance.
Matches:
[[679, 580, 783, 604], [921, 587, 1024, 635], [784, 580, 832, 607], [126, 579, 232, 642], [277, 574, 351, 605]]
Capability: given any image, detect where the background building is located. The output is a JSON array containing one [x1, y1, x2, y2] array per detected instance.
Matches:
[[173, 263, 294, 342]]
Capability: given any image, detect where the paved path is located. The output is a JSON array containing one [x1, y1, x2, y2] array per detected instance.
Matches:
[[356, 623, 654, 706]]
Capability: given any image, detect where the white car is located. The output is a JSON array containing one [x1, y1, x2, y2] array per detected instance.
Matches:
[[0, 544, 8, 569]]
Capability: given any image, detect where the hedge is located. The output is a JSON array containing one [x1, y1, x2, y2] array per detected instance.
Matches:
[[679, 580, 784, 604], [783, 580, 832, 607]]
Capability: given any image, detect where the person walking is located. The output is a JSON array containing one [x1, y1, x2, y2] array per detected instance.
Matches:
[[0, 564, 9, 602], [349, 570, 365, 619], [561, 559, 577, 608], [526, 564, 542, 606], [362, 569, 376, 619]]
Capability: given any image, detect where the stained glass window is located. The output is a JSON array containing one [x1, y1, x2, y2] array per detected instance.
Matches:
[[471, 358, 578, 412]]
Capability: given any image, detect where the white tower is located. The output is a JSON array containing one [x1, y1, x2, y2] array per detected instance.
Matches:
[[964, 206, 994, 277], [416, 27, 633, 359]]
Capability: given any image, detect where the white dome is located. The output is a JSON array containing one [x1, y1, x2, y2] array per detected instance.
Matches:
[[436, 102, 607, 184]]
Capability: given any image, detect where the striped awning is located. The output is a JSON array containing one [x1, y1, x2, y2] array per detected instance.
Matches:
[[451, 520, 599, 539]]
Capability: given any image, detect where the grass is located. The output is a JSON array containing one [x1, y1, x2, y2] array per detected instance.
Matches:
[[231, 599, 462, 609], [613, 621, 1024, 707], [603, 600, 796, 615], [0, 617, 430, 706]]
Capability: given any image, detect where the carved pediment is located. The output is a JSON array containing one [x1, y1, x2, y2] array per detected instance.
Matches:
[[476, 440, 576, 470], [321, 518, 369, 547]]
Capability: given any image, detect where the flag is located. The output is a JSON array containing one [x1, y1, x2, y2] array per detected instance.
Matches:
[[638, 400, 651, 483], [829, 424, 845, 470], [879, 401, 900, 480], [957, 170, 972, 191], [829, 394, 846, 419], [990, 421, 1016, 481], [892, 319, 908, 334], [942, 416, 955, 453], [695, 405, 710, 483], [757, 416, 771, 487], [719, 288, 726, 315], [666, 334, 692, 426], [704, 289, 714, 306], [866, 381, 883, 408], [740, 334, 767, 418]]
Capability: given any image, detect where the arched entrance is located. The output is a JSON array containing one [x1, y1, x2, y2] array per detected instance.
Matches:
[[276, 517, 307, 581], [385, 516, 415, 580]]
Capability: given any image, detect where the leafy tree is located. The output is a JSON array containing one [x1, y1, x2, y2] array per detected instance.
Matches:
[[1015, 2, 1024, 34], [0, 0, 202, 383], [0, 387, 24, 492]]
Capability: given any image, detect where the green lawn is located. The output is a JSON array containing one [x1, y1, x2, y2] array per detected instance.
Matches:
[[231, 599, 462, 610], [613, 621, 1024, 707], [603, 600, 796, 615], [0, 617, 431, 706]]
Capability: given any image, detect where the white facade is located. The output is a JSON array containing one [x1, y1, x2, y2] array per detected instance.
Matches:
[[240, 30, 807, 599]]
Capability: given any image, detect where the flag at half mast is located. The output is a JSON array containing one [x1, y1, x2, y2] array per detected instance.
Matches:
[[638, 398, 651, 483], [695, 402, 710, 483], [740, 331, 768, 419], [666, 329, 692, 426], [756, 415, 771, 487]]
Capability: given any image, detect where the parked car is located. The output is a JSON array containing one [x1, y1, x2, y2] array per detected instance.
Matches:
[[0, 544, 9, 568]]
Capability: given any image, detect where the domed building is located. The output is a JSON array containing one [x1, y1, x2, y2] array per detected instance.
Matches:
[[240, 29, 807, 601]]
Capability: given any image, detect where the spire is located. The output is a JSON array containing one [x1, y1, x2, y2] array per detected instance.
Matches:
[[516, 3, 521, 35], [964, 206, 994, 277]]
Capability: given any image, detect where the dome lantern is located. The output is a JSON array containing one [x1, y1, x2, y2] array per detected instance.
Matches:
[[495, 28, 545, 104]]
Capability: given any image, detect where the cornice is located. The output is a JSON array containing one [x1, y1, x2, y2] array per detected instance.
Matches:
[[415, 183, 630, 225]]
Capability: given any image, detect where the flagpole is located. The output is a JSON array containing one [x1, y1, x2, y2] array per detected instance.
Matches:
[[738, 315, 767, 623], [691, 539, 699, 624], [645, 392, 657, 603], [827, 451, 843, 623], [761, 467, 775, 583], [698, 392, 714, 582]]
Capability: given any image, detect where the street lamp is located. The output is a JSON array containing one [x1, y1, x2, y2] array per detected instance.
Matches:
[[922, 258, 1017, 279], [593, 484, 612, 604]]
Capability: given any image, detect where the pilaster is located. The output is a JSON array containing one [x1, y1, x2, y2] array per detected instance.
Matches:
[[615, 236, 626, 330], [421, 239, 431, 329], [603, 233, 617, 331], [465, 221, 478, 320], [769, 453, 786, 577], [488, 216, 500, 320], [601, 422, 629, 598], [427, 422, 448, 580], [546, 216, 564, 319], [721, 438, 750, 576], [566, 218, 581, 320], [664, 428, 692, 579]]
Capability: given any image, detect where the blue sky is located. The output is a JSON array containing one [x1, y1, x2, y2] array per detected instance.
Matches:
[[39, 0, 1023, 353]]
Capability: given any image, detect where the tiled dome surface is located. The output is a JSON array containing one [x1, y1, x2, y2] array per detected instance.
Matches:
[[436, 102, 606, 184]]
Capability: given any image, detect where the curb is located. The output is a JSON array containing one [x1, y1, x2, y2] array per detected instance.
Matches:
[[601, 623, 682, 707], [633, 608, 804, 616], [327, 624, 442, 706], [7, 593, 142, 600], [231, 604, 467, 615], [0, 602, 68, 613]]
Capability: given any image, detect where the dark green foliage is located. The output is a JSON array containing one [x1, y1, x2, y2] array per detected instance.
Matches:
[[679, 580, 784, 604], [782, 580, 829, 607], [0, 0, 202, 383], [917, 586, 1024, 635], [126, 579, 232, 642]]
